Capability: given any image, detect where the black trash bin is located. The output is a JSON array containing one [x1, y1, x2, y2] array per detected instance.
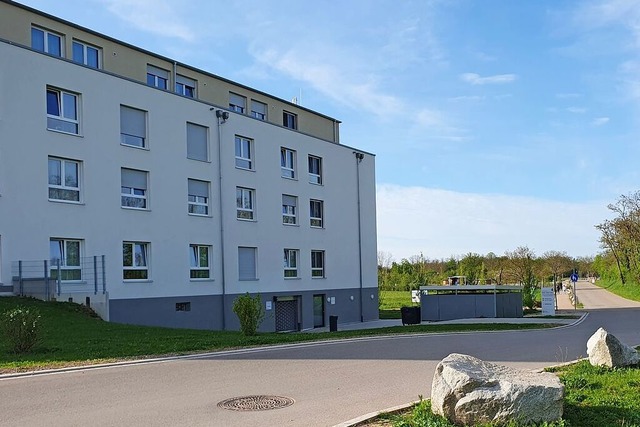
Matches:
[[329, 315, 338, 332], [401, 306, 421, 325]]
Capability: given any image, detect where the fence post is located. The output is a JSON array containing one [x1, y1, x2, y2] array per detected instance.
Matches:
[[56, 259, 61, 297], [93, 256, 98, 295], [18, 260, 23, 296], [101, 255, 106, 294], [44, 260, 49, 302]]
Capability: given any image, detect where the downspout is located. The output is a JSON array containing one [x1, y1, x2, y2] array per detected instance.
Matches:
[[214, 109, 228, 330], [172, 61, 177, 92], [354, 152, 364, 322]]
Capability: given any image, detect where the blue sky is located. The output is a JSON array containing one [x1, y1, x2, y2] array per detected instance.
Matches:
[[20, 0, 638, 260]]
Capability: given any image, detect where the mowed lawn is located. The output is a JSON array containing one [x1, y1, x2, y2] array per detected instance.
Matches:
[[0, 296, 558, 373]]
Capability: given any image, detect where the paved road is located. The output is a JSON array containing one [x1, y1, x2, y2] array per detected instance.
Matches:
[[1, 284, 639, 427], [575, 279, 640, 309]]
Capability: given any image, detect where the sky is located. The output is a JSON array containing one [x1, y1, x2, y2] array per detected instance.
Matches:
[[18, 0, 639, 261]]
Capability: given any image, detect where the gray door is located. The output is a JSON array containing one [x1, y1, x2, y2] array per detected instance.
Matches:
[[275, 299, 298, 332], [313, 295, 325, 327]]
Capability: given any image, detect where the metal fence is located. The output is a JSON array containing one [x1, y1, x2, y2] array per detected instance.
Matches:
[[11, 256, 106, 301]]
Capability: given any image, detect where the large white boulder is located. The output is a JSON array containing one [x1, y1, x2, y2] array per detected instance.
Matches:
[[431, 353, 564, 426], [586, 327, 639, 368]]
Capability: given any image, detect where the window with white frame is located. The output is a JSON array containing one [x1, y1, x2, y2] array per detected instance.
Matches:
[[188, 179, 209, 215], [186, 122, 208, 161], [229, 92, 246, 113], [31, 26, 62, 56], [238, 247, 257, 280], [310, 199, 324, 228], [284, 249, 299, 278], [280, 147, 296, 179], [189, 244, 211, 279], [283, 111, 297, 129], [308, 155, 323, 185], [123, 241, 149, 280], [176, 74, 196, 98], [236, 187, 255, 220], [48, 157, 81, 202], [72, 40, 101, 68], [251, 100, 267, 120], [120, 105, 147, 148], [147, 65, 169, 89], [311, 250, 325, 278], [235, 136, 253, 170], [47, 87, 79, 134], [49, 238, 82, 281], [121, 168, 148, 209], [282, 195, 297, 225]]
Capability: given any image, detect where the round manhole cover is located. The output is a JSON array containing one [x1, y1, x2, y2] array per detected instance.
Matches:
[[217, 395, 295, 411]]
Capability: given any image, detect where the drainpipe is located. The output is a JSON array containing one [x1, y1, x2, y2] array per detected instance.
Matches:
[[354, 152, 364, 322], [214, 108, 229, 330], [172, 61, 177, 92]]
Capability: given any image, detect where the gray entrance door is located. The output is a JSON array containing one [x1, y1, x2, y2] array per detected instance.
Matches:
[[313, 295, 325, 327], [275, 299, 298, 332]]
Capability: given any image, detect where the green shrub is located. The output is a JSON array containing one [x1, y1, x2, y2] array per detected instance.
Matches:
[[1, 306, 41, 353], [232, 293, 264, 336]]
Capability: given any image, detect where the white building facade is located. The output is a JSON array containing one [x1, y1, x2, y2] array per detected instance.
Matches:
[[0, 0, 378, 331]]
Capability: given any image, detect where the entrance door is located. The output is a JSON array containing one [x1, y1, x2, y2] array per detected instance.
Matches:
[[275, 298, 298, 332], [313, 294, 325, 327]]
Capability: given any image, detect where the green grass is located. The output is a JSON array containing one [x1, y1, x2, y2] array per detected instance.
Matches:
[[371, 360, 640, 427], [594, 278, 640, 302], [380, 290, 419, 310], [0, 297, 560, 373]]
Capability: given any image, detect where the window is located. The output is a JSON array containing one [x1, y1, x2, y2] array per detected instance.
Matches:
[[186, 123, 208, 161], [310, 199, 324, 228], [188, 179, 209, 215], [72, 40, 101, 68], [120, 105, 147, 148], [235, 136, 253, 170], [284, 249, 299, 278], [281, 147, 296, 179], [50, 238, 82, 281], [282, 195, 297, 225], [176, 74, 196, 98], [283, 111, 297, 129], [311, 250, 325, 278], [229, 93, 246, 113], [251, 100, 267, 120], [236, 187, 255, 220], [308, 155, 323, 185], [31, 27, 62, 56], [147, 65, 169, 89], [190, 245, 211, 279], [121, 168, 148, 209], [176, 302, 191, 312], [238, 247, 257, 280], [48, 157, 80, 202], [47, 88, 79, 134], [123, 241, 149, 280]]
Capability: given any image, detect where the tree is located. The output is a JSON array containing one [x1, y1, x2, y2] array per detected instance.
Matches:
[[505, 246, 537, 309], [458, 253, 485, 285], [542, 250, 572, 287]]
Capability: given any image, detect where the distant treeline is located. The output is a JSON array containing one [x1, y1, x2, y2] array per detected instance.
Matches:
[[595, 191, 640, 285]]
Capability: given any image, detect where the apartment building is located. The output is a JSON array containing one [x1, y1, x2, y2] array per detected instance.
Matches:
[[0, 1, 378, 331]]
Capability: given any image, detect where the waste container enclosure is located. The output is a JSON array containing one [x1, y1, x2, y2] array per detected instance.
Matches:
[[329, 315, 338, 332], [401, 306, 421, 325]]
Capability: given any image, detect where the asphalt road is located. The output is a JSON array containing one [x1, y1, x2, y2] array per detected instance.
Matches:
[[1, 283, 639, 427]]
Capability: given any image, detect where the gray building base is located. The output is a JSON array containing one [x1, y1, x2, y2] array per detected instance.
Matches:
[[109, 287, 379, 331]]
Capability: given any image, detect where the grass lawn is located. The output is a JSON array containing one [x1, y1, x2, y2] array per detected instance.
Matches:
[[369, 360, 640, 427], [380, 290, 418, 310], [594, 278, 640, 302], [0, 297, 560, 373]]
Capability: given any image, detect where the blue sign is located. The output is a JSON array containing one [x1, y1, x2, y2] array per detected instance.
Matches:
[[570, 273, 579, 282]]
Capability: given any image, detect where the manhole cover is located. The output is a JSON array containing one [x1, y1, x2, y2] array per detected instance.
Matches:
[[217, 395, 295, 411]]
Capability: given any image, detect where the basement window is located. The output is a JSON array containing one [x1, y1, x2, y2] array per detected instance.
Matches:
[[176, 302, 191, 312]]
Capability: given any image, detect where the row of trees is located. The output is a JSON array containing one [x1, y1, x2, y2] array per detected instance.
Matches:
[[595, 191, 640, 284], [378, 248, 594, 308]]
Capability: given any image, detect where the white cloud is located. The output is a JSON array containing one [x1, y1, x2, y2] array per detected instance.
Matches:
[[592, 117, 610, 126], [99, 0, 196, 42], [376, 184, 608, 260], [460, 73, 517, 85], [567, 107, 587, 113]]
